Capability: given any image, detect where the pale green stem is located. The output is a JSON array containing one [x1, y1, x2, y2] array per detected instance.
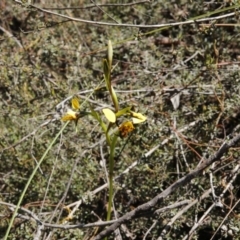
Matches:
[[4, 122, 69, 240], [95, 114, 111, 146], [107, 133, 118, 221], [103, 123, 111, 146], [110, 86, 119, 112]]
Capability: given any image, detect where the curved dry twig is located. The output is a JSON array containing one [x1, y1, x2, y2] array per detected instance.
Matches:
[[143, 200, 191, 239], [0, 25, 23, 48], [42, 0, 150, 10], [94, 133, 240, 239], [182, 163, 240, 240], [13, 0, 240, 29], [158, 189, 211, 240]]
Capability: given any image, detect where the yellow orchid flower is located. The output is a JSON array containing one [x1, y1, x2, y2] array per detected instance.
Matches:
[[71, 96, 80, 110], [61, 109, 79, 121], [61, 97, 80, 123], [118, 121, 134, 137], [102, 108, 116, 123], [129, 111, 147, 124]]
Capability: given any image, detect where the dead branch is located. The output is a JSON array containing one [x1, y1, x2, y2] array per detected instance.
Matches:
[[94, 133, 240, 239]]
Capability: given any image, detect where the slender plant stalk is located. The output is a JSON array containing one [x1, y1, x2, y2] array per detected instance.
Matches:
[[107, 134, 118, 221], [4, 122, 69, 240], [103, 123, 111, 146]]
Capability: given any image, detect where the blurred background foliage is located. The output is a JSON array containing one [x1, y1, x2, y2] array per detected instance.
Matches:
[[1, 0, 240, 239]]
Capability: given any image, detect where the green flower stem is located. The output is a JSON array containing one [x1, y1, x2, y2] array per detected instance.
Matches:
[[104, 126, 111, 146], [100, 119, 111, 146], [110, 86, 119, 112], [103, 59, 119, 112], [107, 133, 118, 221], [4, 122, 69, 240]]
